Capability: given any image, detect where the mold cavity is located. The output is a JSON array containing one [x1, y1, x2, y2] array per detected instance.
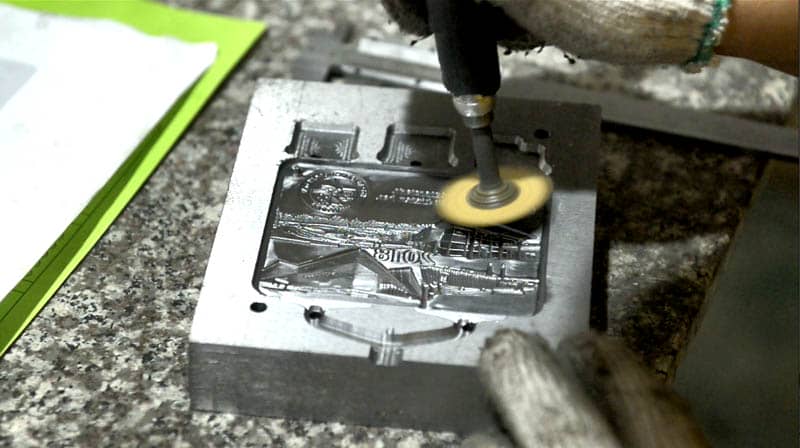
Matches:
[[378, 123, 457, 168], [284, 120, 360, 160]]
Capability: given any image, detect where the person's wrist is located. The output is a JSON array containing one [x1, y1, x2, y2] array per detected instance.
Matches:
[[716, 0, 799, 75]]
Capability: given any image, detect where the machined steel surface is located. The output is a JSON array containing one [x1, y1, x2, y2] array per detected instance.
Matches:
[[189, 79, 600, 431]]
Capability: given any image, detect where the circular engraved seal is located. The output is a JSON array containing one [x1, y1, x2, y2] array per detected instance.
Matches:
[[300, 170, 368, 214]]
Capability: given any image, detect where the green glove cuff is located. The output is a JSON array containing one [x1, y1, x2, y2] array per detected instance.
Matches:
[[684, 0, 732, 72]]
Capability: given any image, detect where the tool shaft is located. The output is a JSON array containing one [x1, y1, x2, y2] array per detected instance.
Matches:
[[471, 127, 503, 190], [427, 0, 518, 210]]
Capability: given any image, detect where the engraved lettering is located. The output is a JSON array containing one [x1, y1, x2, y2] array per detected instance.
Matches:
[[376, 187, 441, 206], [375, 248, 391, 262], [371, 248, 433, 264]]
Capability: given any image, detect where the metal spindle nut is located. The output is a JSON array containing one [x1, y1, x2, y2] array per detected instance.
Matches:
[[453, 95, 495, 129]]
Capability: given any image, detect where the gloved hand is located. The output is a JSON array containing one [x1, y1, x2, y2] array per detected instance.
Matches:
[[382, 0, 731, 70], [463, 330, 709, 448], [496, 0, 796, 74], [489, 0, 731, 69], [381, 0, 545, 52]]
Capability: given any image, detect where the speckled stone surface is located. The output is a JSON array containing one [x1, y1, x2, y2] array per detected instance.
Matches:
[[0, 1, 794, 446]]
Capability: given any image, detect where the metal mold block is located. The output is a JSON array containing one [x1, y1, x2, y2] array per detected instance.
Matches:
[[189, 79, 601, 432]]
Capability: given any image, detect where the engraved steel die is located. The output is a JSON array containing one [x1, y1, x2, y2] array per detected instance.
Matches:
[[255, 160, 547, 317]]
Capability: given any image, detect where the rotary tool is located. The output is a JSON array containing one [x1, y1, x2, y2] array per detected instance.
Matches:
[[426, 0, 553, 227]]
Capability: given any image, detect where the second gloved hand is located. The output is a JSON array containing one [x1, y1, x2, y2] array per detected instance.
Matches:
[[464, 330, 710, 448]]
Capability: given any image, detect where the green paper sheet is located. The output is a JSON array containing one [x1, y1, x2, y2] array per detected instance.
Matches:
[[0, 0, 264, 356]]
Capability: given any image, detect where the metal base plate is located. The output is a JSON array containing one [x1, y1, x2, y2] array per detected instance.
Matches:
[[189, 79, 600, 432]]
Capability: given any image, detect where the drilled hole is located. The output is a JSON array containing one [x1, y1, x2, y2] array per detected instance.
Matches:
[[250, 302, 267, 313], [307, 306, 324, 319], [534, 129, 551, 139], [410, 160, 422, 167]]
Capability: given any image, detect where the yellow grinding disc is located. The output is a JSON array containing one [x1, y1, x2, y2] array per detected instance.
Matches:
[[436, 166, 553, 227]]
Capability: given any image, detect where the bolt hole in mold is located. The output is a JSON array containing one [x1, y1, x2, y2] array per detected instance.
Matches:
[[250, 302, 268, 312], [534, 128, 551, 140], [306, 305, 325, 320], [253, 120, 552, 319]]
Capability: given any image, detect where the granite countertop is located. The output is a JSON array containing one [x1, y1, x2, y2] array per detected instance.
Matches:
[[1, 1, 794, 446]]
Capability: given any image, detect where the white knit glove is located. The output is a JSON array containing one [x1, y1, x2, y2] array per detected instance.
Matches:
[[491, 0, 731, 69], [382, 0, 731, 70], [463, 331, 709, 448]]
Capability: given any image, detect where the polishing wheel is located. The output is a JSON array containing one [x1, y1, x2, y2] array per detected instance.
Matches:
[[437, 166, 553, 227]]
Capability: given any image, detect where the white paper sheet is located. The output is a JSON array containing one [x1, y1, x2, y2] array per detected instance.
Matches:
[[0, 5, 217, 301]]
